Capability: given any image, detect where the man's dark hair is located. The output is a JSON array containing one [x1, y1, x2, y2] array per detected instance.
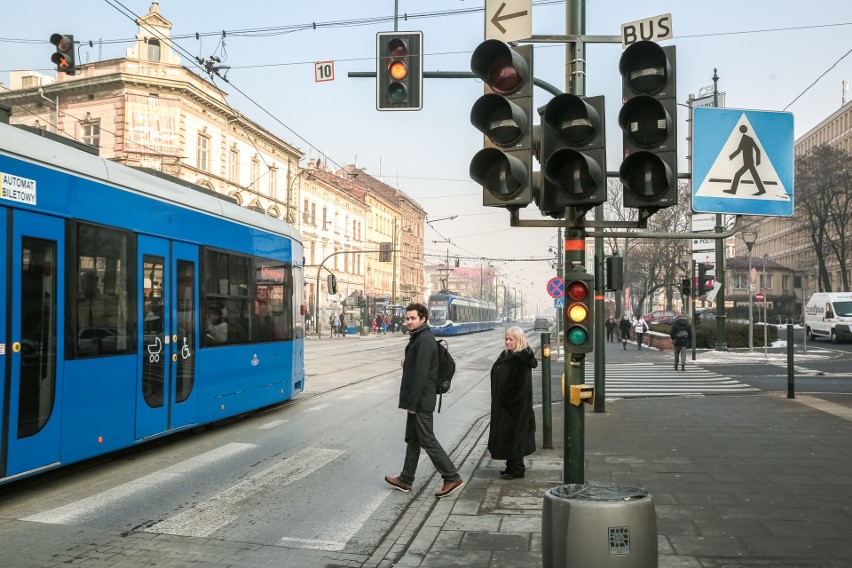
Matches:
[[406, 302, 428, 322]]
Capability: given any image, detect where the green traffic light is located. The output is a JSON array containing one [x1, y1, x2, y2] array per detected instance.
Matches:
[[567, 326, 587, 345], [388, 82, 407, 102]]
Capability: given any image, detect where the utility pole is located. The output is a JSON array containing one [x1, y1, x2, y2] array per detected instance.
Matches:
[[564, 0, 587, 485], [712, 69, 728, 350]]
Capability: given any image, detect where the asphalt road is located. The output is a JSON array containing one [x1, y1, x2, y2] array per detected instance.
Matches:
[[0, 328, 513, 566]]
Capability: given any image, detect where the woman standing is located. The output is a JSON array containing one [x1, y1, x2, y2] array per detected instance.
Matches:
[[488, 326, 538, 479], [619, 315, 632, 350]]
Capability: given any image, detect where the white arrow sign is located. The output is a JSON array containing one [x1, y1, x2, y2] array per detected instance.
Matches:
[[485, 0, 532, 42]]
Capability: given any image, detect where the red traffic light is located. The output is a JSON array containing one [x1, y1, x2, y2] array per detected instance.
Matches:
[[50, 33, 76, 75], [566, 280, 589, 302], [470, 40, 529, 96]]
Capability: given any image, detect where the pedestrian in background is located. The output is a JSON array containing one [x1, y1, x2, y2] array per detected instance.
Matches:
[[619, 315, 632, 350], [669, 313, 692, 370], [605, 316, 616, 343], [385, 303, 464, 498], [339, 312, 346, 338], [634, 315, 649, 350], [487, 326, 538, 480], [329, 312, 337, 338]]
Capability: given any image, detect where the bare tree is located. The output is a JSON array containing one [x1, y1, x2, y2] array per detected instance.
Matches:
[[795, 144, 852, 291], [603, 179, 692, 315]]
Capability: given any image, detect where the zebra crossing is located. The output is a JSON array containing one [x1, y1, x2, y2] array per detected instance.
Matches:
[[579, 362, 760, 398]]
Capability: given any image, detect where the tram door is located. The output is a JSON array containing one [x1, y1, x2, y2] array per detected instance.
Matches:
[[2, 210, 65, 478], [135, 236, 199, 440]]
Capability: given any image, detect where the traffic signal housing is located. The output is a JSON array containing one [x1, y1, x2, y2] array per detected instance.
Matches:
[[618, 40, 677, 216], [539, 94, 606, 218], [564, 270, 594, 354], [50, 34, 76, 75], [327, 274, 338, 295], [376, 31, 423, 111], [469, 40, 534, 209], [680, 278, 691, 297], [698, 263, 715, 294], [379, 242, 392, 262]]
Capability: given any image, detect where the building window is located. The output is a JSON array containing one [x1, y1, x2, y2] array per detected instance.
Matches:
[[322, 207, 328, 230], [269, 167, 278, 197], [80, 121, 101, 149], [311, 203, 317, 226], [147, 38, 161, 62], [229, 149, 239, 183], [303, 199, 310, 224], [250, 158, 260, 189], [197, 133, 210, 172]]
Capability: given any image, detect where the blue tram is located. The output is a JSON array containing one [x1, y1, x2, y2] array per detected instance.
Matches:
[[428, 293, 499, 336], [0, 121, 304, 484]]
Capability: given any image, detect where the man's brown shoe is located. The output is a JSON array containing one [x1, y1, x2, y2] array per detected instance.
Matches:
[[435, 477, 463, 498], [384, 475, 412, 493]]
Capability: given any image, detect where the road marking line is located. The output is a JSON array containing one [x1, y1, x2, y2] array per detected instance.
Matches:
[[147, 447, 344, 538], [306, 403, 332, 412], [23, 443, 255, 525], [278, 491, 387, 551], [258, 419, 288, 430]]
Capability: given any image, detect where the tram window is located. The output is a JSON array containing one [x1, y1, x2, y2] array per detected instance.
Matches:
[[73, 224, 132, 358], [19, 237, 58, 438], [254, 259, 292, 342], [203, 249, 251, 346]]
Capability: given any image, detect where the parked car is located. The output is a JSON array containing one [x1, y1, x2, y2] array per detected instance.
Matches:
[[644, 310, 677, 324], [533, 317, 551, 331], [695, 308, 716, 322]]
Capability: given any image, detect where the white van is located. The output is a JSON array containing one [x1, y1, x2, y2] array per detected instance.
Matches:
[[804, 292, 852, 343]]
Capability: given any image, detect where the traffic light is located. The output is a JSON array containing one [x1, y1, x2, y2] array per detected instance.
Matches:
[[618, 40, 677, 216], [698, 263, 715, 294], [605, 255, 623, 291], [539, 94, 606, 217], [680, 278, 691, 296], [327, 274, 338, 295], [469, 40, 534, 209], [376, 31, 423, 111], [379, 242, 392, 262], [50, 34, 76, 75], [564, 270, 594, 354]]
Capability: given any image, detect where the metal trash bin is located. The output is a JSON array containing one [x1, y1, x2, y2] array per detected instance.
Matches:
[[542, 484, 657, 567]]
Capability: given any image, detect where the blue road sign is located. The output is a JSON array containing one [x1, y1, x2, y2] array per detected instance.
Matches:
[[554, 297, 564, 308], [547, 277, 565, 298], [692, 107, 793, 217]]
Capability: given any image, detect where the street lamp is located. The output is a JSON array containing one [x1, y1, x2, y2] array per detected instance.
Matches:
[[286, 169, 314, 224], [742, 230, 758, 352]]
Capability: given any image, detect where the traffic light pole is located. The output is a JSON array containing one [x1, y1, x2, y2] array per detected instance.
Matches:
[[564, 0, 586, 486]]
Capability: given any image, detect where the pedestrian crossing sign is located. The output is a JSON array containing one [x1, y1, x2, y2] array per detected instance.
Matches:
[[692, 107, 794, 217]]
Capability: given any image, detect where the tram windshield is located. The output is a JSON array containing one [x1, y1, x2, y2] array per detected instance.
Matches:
[[429, 300, 448, 325]]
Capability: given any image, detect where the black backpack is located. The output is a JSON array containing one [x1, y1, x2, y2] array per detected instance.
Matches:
[[675, 329, 689, 345], [436, 339, 456, 412]]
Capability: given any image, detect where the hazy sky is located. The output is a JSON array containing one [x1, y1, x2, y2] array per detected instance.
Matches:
[[2, 0, 850, 315]]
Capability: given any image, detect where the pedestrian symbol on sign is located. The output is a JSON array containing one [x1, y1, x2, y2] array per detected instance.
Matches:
[[723, 125, 766, 196], [692, 107, 794, 217]]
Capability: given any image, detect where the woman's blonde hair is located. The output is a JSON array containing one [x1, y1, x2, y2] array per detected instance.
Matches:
[[504, 326, 529, 352]]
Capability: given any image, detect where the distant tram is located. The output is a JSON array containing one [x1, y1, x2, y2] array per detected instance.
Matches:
[[428, 293, 499, 336], [0, 121, 305, 485]]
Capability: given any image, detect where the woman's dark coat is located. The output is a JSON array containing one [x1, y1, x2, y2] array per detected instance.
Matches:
[[619, 318, 632, 339], [487, 346, 538, 460]]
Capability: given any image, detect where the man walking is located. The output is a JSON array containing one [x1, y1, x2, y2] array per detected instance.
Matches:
[[669, 313, 692, 371], [385, 303, 464, 498]]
